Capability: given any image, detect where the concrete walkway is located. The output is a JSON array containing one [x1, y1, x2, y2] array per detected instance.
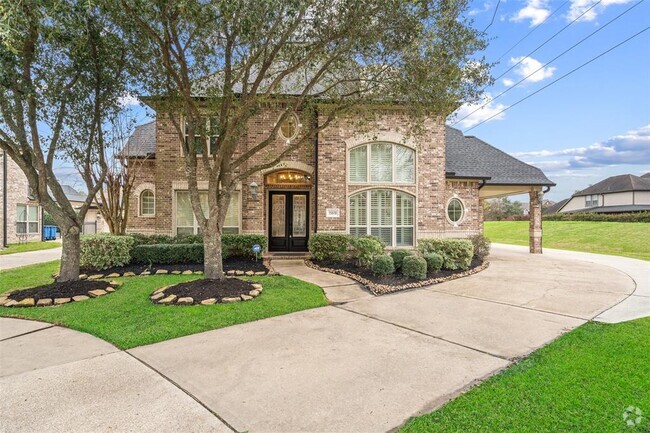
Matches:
[[0, 246, 62, 270]]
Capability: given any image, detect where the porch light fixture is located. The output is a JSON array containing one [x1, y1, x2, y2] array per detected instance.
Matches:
[[249, 182, 259, 201]]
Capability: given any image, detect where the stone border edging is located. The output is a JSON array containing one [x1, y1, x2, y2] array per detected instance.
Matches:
[[304, 260, 490, 295], [73, 264, 273, 280], [0, 281, 123, 308], [150, 282, 264, 306]]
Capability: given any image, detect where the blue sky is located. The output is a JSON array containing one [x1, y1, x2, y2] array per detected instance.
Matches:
[[454, 0, 650, 201], [61, 1, 649, 203]]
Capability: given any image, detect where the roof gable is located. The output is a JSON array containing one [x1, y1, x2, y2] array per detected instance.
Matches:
[[573, 174, 650, 196], [121, 120, 156, 157]]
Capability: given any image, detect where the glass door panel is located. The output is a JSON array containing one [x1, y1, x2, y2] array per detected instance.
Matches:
[[292, 195, 307, 237], [271, 194, 286, 237]]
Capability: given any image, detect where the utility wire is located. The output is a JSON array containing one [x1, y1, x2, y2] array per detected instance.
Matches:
[[463, 26, 650, 133], [453, 0, 644, 127], [483, 0, 502, 32]]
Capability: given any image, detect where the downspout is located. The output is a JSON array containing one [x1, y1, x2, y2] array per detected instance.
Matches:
[[313, 107, 319, 233], [543, 186, 551, 194], [2, 151, 7, 248], [478, 179, 487, 190]]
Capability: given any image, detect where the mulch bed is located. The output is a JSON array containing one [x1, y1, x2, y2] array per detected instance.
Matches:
[[151, 278, 263, 306], [80, 257, 270, 277], [1, 280, 121, 307], [306, 258, 489, 295]]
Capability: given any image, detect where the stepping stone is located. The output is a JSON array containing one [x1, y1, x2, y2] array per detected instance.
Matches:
[[54, 298, 71, 305], [88, 289, 107, 298], [155, 269, 168, 275], [106, 273, 121, 278], [16, 298, 35, 307], [36, 298, 53, 307], [72, 295, 89, 302], [106, 287, 116, 293], [87, 274, 104, 280], [150, 292, 165, 301], [177, 297, 193, 305], [200, 298, 217, 305], [158, 295, 177, 304], [241, 295, 253, 301], [248, 290, 260, 297], [123, 272, 136, 277], [171, 270, 182, 275], [181, 270, 193, 275], [222, 297, 240, 303]]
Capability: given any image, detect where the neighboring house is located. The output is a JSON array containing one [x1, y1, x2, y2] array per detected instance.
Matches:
[[543, 198, 569, 215], [123, 109, 554, 253], [555, 173, 650, 214], [60, 185, 109, 234], [0, 150, 43, 247]]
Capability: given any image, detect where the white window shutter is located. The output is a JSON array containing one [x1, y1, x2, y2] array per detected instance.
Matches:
[[395, 146, 415, 183], [370, 143, 392, 182], [349, 146, 367, 182]]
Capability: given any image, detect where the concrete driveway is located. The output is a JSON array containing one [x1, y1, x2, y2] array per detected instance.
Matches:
[[1, 245, 640, 432]]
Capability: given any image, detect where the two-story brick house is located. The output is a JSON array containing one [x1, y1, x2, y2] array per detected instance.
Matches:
[[122, 108, 554, 253]]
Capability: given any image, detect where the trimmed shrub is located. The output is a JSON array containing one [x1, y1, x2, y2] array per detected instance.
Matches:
[[80, 234, 134, 270], [469, 234, 491, 261], [371, 255, 395, 276], [222, 234, 268, 258], [402, 255, 427, 280], [131, 243, 204, 264], [417, 238, 474, 271], [423, 253, 443, 273], [308, 233, 350, 262], [390, 249, 414, 271], [130, 233, 202, 248], [351, 236, 385, 268], [544, 211, 650, 222]]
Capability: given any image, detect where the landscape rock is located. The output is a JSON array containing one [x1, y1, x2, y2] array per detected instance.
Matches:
[[36, 298, 53, 307], [150, 292, 165, 301], [153, 286, 169, 294], [106, 287, 116, 293], [254, 271, 266, 276], [72, 295, 89, 302], [79, 274, 88, 280], [88, 289, 107, 298], [222, 297, 241, 303], [0, 296, 9, 306], [109, 280, 123, 287], [245, 271, 254, 276], [87, 274, 104, 280], [4, 300, 18, 307], [251, 284, 263, 291], [123, 272, 136, 277], [241, 295, 253, 301], [200, 298, 217, 305], [16, 298, 35, 307], [177, 297, 194, 305], [106, 273, 121, 278], [193, 271, 204, 275], [182, 270, 193, 275], [140, 271, 151, 276], [171, 270, 182, 275], [248, 290, 260, 297], [155, 269, 168, 275], [158, 294, 177, 304], [54, 298, 71, 305], [226, 270, 236, 275], [235, 271, 245, 276]]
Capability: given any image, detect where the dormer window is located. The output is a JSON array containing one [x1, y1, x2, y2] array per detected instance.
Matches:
[[184, 116, 219, 155]]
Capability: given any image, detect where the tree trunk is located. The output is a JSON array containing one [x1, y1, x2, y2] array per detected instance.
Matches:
[[203, 229, 225, 280], [58, 225, 81, 282]]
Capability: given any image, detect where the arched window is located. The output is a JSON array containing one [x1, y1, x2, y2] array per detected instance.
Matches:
[[140, 190, 155, 216], [349, 189, 414, 247], [349, 143, 415, 184], [446, 198, 464, 224]]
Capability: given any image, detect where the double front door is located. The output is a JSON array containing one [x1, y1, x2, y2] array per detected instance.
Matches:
[[268, 191, 309, 251]]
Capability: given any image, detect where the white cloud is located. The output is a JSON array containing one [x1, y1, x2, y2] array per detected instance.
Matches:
[[118, 93, 140, 107], [510, 56, 556, 82], [502, 78, 515, 87], [448, 93, 508, 128], [511, 0, 551, 26], [567, 0, 634, 22], [469, 1, 492, 16]]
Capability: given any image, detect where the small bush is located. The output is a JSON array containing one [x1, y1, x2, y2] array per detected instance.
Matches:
[[402, 255, 427, 280], [469, 234, 491, 261], [423, 253, 443, 273], [80, 234, 134, 270], [131, 243, 204, 264], [390, 249, 414, 271], [130, 233, 202, 248], [372, 255, 395, 276], [543, 211, 650, 223], [222, 234, 268, 258], [351, 236, 385, 268], [417, 238, 474, 271], [308, 233, 350, 262]]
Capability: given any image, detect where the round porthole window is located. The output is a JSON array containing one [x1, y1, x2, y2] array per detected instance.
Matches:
[[279, 112, 299, 140], [447, 198, 464, 223]]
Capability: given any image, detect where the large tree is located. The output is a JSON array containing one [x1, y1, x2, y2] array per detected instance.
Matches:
[[0, 0, 131, 280], [114, 0, 490, 279]]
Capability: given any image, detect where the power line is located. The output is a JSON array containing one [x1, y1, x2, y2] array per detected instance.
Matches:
[[462, 26, 650, 133], [494, 0, 571, 64], [453, 0, 644, 127], [483, 0, 502, 32]]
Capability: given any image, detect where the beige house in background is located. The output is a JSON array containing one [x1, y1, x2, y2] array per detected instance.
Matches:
[[556, 173, 650, 214]]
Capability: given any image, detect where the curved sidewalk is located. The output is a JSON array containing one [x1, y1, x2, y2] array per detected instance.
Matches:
[[0, 246, 62, 270], [493, 243, 649, 323]]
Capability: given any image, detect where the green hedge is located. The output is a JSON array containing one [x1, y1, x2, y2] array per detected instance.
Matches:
[[469, 234, 491, 261], [351, 236, 385, 268], [81, 234, 134, 270], [423, 252, 443, 273], [128, 233, 267, 261], [308, 233, 350, 262], [402, 255, 427, 280], [417, 238, 474, 271], [544, 211, 650, 222], [131, 244, 203, 264]]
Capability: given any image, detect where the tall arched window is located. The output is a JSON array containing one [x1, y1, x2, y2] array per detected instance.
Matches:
[[349, 143, 415, 184], [140, 190, 155, 216], [349, 189, 414, 247]]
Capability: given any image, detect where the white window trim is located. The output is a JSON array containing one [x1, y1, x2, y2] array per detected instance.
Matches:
[[182, 116, 219, 156], [348, 188, 415, 247], [585, 194, 598, 207], [16, 204, 40, 234], [277, 111, 302, 142], [446, 196, 466, 226], [139, 190, 156, 217], [348, 142, 416, 185], [173, 189, 242, 236]]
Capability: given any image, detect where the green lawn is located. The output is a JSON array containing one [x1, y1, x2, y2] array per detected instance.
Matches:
[[485, 221, 650, 261], [402, 317, 650, 433], [0, 241, 60, 255], [0, 261, 328, 349]]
